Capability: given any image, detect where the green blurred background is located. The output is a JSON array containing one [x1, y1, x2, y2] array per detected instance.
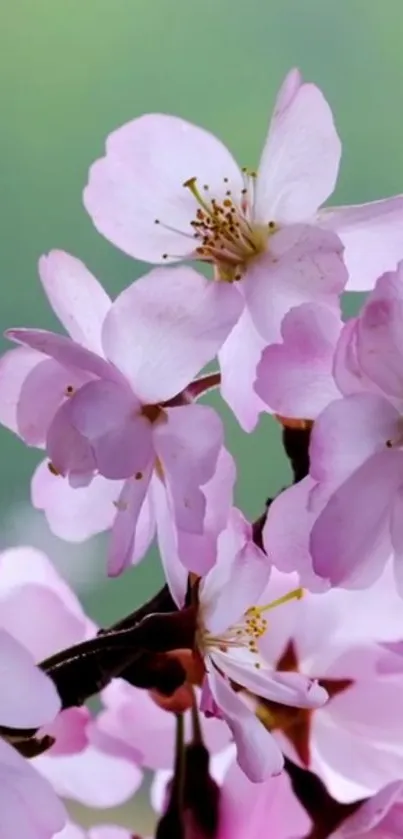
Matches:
[[2, 0, 403, 832]]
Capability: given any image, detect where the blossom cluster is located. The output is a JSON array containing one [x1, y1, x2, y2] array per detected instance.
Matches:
[[2, 68, 403, 838]]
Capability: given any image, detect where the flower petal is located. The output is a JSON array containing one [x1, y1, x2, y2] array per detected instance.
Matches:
[[0, 585, 87, 661], [34, 743, 142, 808], [333, 318, 376, 396], [255, 303, 341, 418], [0, 346, 44, 435], [154, 404, 223, 533], [108, 470, 153, 576], [212, 648, 327, 708], [46, 400, 96, 479], [207, 667, 284, 781], [0, 738, 66, 839], [151, 475, 188, 607], [32, 460, 120, 542], [254, 76, 341, 223], [6, 329, 121, 382], [154, 446, 236, 594], [219, 307, 266, 431], [61, 379, 154, 480], [310, 450, 403, 588], [17, 358, 90, 447], [335, 781, 403, 837], [263, 478, 328, 592], [84, 113, 244, 263], [38, 251, 111, 353], [200, 510, 271, 635], [309, 392, 400, 485], [243, 225, 346, 344], [318, 197, 403, 291], [101, 266, 242, 403], [356, 278, 403, 399], [0, 629, 60, 728]]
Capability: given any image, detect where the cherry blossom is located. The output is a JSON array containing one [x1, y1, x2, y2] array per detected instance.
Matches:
[[151, 744, 311, 839], [85, 68, 403, 296], [0, 627, 66, 839], [0, 546, 141, 807], [159, 508, 328, 781], [250, 567, 403, 802], [305, 262, 403, 593], [0, 250, 239, 575]]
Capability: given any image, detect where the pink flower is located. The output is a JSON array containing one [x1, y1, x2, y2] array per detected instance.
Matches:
[[301, 262, 403, 592], [84, 67, 403, 296], [0, 628, 60, 730], [163, 508, 328, 781], [0, 623, 66, 839], [253, 567, 403, 802], [84, 69, 360, 429], [151, 744, 310, 839], [0, 546, 141, 808], [215, 758, 310, 839], [0, 737, 66, 839], [92, 680, 231, 773], [1, 250, 240, 576]]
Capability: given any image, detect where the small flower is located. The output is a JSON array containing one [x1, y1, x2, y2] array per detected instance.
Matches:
[[0, 250, 240, 576], [175, 510, 328, 781]]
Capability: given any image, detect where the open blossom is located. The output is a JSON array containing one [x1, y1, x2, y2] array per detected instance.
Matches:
[[163, 508, 328, 781], [0, 546, 141, 809], [0, 250, 240, 575], [84, 69, 364, 429], [84, 67, 403, 297], [247, 566, 403, 802], [281, 261, 403, 594]]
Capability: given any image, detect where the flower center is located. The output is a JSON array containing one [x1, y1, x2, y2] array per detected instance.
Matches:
[[199, 586, 303, 658], [155, 172, 278, 281]]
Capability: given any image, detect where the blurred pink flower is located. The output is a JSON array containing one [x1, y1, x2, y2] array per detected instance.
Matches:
[[331, 781, 403, 839], [0, 628, 60, 729], [0, 737, 66, 839], [56, 826, 143, 839], [0, 621, 66, 839], [0, 546, 141, 808], [92, 680, 231, 772]]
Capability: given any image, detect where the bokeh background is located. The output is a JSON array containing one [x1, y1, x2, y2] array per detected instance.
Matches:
[[2, 0, 403, 832]]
